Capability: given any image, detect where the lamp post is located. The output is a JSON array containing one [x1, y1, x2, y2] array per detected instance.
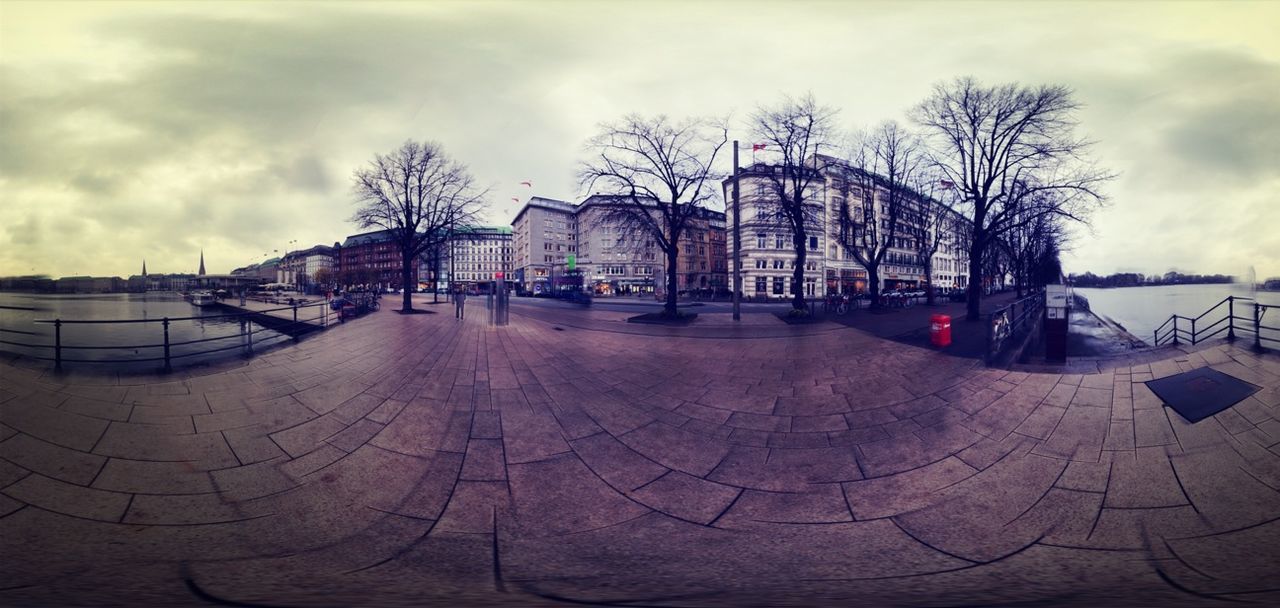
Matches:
[[732, 140, 742, 321]]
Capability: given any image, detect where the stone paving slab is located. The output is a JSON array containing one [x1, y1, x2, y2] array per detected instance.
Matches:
[[2, 295, 1280, 606]]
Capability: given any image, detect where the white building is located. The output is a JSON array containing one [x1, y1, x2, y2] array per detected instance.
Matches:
[[723, 157, 970, 300]]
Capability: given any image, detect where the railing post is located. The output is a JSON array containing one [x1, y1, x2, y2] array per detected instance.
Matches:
[[162, 317, 171, 372], [1256, 304, 1264, 352], [1228, 296, 1236, 341], [54, 319, 62, 372], [246, 319, 254, 354], [1171, 317, 1179, 345], [1190, 317, 1197, 346]]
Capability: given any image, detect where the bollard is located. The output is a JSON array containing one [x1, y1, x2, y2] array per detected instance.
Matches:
[[246, 319, 254, 354], [292, 305, 299, 341], [162, 317, 171, 372], [54, 319, 62, 372]]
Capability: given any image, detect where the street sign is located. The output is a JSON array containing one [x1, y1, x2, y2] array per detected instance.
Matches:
[[495, 271, 504, 279], [567, 254, 576, 270]]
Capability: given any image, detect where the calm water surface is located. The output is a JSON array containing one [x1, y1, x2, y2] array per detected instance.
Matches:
[[0, 292, 286, 370], [1076, 284, 1280, 346]]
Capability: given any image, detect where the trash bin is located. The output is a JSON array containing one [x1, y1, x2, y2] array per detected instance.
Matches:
[[930, 314, 952, 347]]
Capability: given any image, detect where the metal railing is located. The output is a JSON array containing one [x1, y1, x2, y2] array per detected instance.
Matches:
[[985, 291, 1045, 364], [1152, 296, 1278, 352], [1, 301, 338, 373]]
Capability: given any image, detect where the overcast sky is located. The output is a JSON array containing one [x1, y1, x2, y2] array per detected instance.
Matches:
[[2, 0, 1278, 280]]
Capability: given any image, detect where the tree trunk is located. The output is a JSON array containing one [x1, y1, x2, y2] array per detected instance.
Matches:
[[792, 229, 807, 311], [966, 248, 982, 321], [924, 260, 935, 306], [868, 266, 881, 309], [401, 252, 413, 313], [432, 252, 440, 304], [664, 244, 679, 317]]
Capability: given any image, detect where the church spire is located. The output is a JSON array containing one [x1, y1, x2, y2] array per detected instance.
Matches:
[[142, 259, 147, 277], [198, 249, 206, 276]]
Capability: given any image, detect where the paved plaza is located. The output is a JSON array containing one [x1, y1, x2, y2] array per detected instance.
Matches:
[[2, 297, 1280, 606]]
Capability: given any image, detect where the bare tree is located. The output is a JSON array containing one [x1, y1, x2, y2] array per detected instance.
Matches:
[[352, 140, 486, 313], [832, 121, 922, 309], [750, 94, 837, 312], [913, 77, 1111, 320], [579, 114, 727, 318], [909, 173, 958, 306], [1005, 195, 1069, 296]]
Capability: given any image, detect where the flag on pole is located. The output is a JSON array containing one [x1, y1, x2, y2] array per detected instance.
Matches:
[[751, 144, 766, 152], [519, 181, 533, 187]]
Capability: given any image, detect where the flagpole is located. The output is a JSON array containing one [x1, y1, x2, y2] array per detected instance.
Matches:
[[732, 141, 741, 322]]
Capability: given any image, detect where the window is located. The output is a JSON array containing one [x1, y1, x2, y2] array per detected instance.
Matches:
[[809, 236, 818, 251], [756, 260, 766, 269], [772, 277, 785, 295], [775, 235, 785, 249], [755, 277, 767, 293], [772, 259, 784, 269], [756, 233, 767, 248]]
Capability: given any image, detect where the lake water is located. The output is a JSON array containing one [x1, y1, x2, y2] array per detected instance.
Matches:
[[1075, 284, 1280, 347], [0, 292, 286, 371]]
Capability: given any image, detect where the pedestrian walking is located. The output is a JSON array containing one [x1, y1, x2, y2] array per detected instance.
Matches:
[[454, 289, 466, 319]]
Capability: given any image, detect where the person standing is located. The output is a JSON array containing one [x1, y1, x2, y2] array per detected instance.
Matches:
[[454, 288, 466, 320]]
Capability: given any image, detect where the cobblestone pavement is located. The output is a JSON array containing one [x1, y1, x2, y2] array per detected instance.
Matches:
[[2, 299, 1279, 606]]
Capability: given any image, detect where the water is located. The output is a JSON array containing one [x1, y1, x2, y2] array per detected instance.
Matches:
[[1076, 284, 1280, 346], [0, 292, 286, 370]]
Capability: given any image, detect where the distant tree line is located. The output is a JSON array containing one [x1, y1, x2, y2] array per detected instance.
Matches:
[[1068, 271, 1234, 288]]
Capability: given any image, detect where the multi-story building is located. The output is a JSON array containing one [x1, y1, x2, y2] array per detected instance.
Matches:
[[279, 245, 336, 289], [724, 163, 826, 299], [335, 229, 416, 290], [434, 226, 513, 292], [511, 197, 578, 294], [512, 195, 730, 297], [672, 206, 728, 294], [723, 157, 970, 300], [575, 195, 659, 296]]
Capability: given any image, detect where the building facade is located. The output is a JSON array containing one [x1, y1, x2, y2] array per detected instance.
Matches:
[[429, 226, 513, 292], [511, 195, 731, 297], [511, 197, 578, 294], [335, 230, 416, 290], [575, 196, 659, 296], [723, 157, 971, 300], [279, 245, 336, 289]]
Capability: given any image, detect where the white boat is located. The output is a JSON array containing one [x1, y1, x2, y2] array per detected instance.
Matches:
[[190, 291, 218, 307]]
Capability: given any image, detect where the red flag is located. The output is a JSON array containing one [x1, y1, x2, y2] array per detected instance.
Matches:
[[751, 144, 766, 152], [519, 181, 533, 187]]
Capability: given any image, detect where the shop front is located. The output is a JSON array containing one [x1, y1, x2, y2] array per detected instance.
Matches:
[[827, 268, 868, 295]]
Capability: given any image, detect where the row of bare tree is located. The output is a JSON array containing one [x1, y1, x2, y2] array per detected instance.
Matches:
[[349, 77, 1110, 318]]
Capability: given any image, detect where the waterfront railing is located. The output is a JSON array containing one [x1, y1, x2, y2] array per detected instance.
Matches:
[[0, 301, 336, 372], [985, 291, 1045, 365], [1152, 296, 1278, 352]]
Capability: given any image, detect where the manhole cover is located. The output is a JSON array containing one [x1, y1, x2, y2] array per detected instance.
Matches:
[[1145, 367, 1260, 423]]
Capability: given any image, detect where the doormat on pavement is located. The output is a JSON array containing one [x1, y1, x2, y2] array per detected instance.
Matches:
[[1145, 367, 1260, 423]]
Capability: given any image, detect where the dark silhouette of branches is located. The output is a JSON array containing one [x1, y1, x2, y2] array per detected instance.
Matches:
[[749, 93, 837, 312], [913, 77, 1112, 319], [351, 139, 487, 312], [579, 114, 727, 317]]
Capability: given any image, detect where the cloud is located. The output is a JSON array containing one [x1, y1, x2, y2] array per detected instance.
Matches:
[[0, 1, 1277, 280]]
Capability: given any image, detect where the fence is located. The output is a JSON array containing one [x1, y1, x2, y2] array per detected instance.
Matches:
[[1152, 296, 1279, 352], [1, 301, 334, 373], [985, 291, 1046, 365]]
